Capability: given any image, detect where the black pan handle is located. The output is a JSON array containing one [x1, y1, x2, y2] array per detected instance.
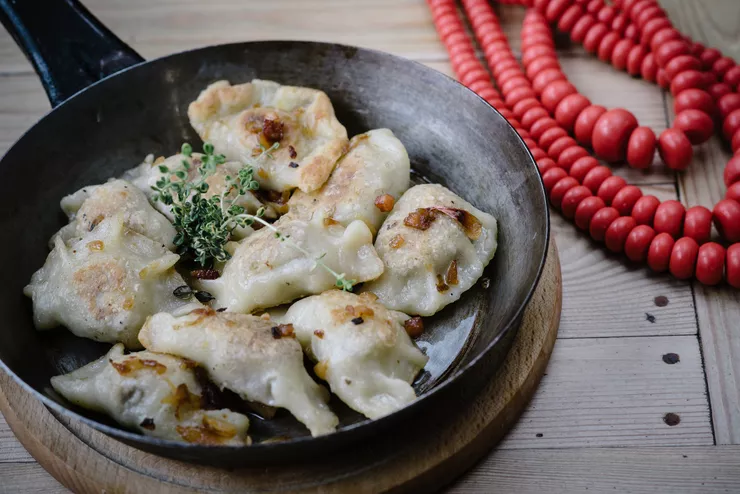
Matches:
[[0, 0, 144, 107]]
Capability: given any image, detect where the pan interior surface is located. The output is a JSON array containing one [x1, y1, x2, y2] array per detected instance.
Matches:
[[0, 41, 548, 461]]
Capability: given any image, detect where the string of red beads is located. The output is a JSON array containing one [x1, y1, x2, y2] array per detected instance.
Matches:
[[426, 0, 740, 287]]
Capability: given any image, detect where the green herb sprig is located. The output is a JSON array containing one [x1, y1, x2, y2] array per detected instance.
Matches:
[[151, 142, 354, 291]]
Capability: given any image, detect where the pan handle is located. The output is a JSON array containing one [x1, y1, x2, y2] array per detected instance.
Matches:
[[0, 0, 144, 107]]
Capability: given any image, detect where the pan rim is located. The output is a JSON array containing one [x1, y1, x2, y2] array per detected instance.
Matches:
[[0, 39, 550, 453]]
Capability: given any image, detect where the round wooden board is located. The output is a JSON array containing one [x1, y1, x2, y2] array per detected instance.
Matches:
[[0, 240, 561, 494]]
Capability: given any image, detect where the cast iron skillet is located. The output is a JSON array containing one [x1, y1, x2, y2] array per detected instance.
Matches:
[[0, 0, 549, 465]]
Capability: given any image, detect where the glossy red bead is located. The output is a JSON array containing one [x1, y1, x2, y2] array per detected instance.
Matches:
[[550, 177, 580, 208], [537, 157, 558, 175], [583, 23, 610, 53], [669, 237, 699, 279], [569, 156, 600, 182], [724, 66, 740, 89], [561, 185, 593, 219], [597, 31, 621, 62], [647, 232, 676, 272], [658, 129, 693, 170], [582, 165, 613, 193], [539, 127, 569, 151], [673, 88, 715, 117], [664, 55, 703, 81], [727, 182, 740, 203], [570, 14, 597, 43], [558, 4, 584, 33], [529, 117, 558, 140], [597, 5, 617, 24], [640, 17, 671, 47], [624, 225, 657, 262], [505, 86, 538, 107], [683, 206, 713, 244], [556, 146, 588, 171], [723, 109, 740, 141], [531, 147, 548, 161], [725, 155, 740, 187], [695, 243, 726, 285], [575, 196, 607, 230], [673, 109, 714, 145], [597, 176, 628, 205], [626, 44, 647, 75], [548, 137, 579, 161], [624, 23, 640, 43], [611, 185, 643, 216], [653, 200, 686, 238], [713, 199, 740, 243], [542, 167, 569, 193], [713, 57, 735, 79], [626, 126, 656, 169], [592, 109, 639, 162], [732, 129, 740, 154], [526, 56, 560, 80], [635, 5, 663, 29], [541, 80, 577, 113], [554, 93, 591, 132], [718, 93, 740, 120], [655, 39, 690, 67], [532, 68, 567, 94], [656, 69, 670, 89], [670, 70, 707, 95], [699, 48, 722, 70], [545, 0, 573, 22], [611, 39, 634, 71], [641, 53, 658, 82], [631, 195, 660, 226], [708, 82, 733, 101], [589, 207, 620, 242], [605, 216, 637, 253], [513, 98, 541, 120], [574, 105, 607, 146], [522, 45, 556, 67], [727, 244, 740, 288]]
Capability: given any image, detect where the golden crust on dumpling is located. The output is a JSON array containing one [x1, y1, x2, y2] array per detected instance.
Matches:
[[188, 79, 348, 193]]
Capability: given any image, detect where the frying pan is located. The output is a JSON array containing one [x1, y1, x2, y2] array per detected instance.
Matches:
[[0, 0, 549, 466]]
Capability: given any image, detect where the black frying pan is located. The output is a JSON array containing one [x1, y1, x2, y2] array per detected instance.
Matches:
[[0, 0, 549, 466]]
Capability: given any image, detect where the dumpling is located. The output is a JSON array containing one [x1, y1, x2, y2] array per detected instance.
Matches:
[[287, 129, 411, 233], [139, 308, 339, 437], [124, 153, 275, 238], [51, 344, 250, 445], [362, 184, 497, 316], [283, 291, 428, 419], [54, 179, 176, 249], [188, 79, 348, 193], [24, 214, 201, 348], [198, 217, 384, 313]]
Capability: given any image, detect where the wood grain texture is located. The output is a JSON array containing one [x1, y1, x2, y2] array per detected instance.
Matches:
[[451, 446, 740, 493], [0, 464, 68, 494], [0, 243, 560, 494], [0, 415, 33, 463]]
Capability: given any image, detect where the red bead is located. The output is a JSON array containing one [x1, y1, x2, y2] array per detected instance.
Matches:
[[583, 23, 610, 53], [498, 68, 524, 85], [664, 55, 703, 81], [611, 185, 643, 216], [658, 129, 693, 170], [626, 126, 656, 169], [605, 216, 637, 253], [713, 57, 735, 79], [624, 23, 640, 43], [699, 48, 722, 70], [530, 117, 558, 140], [541, 80, 577, 113], [626, 44, 647, 76], [656, 69, 670, 89], [550, 176, 580, 208], [522, 136, 537, 149], [561, 185, 592, 218], [582, 165, 613, 193], [597, 5, 617, 24], [733, 130, 740, 153], [505, 86, 538, 107], [708, 82, 733, 101], [545, 0, 574, 23], [673, 88, 715, 117], [521, 35, 556, 51], [597, 31, 621, 62], [655, 39, 690, 67], [727, 244, 740, 288], [632, 195, 661, 225], [548, 136, 578, 160], [542, 167, 569, 192], [718, 93, 740, 120], [532, 68, 567, 94], [689, 42, 706, 58], [683, 206, 713, 244], [569, 156, 600, 182], [498, 108, 516, 121], [558, 5, 584, 33], [589, 207, 620, 242], [513, 98, 541, 120], [723, 65, 740, 89], [673, 109, 714, 145], [537, 157, 558, 175], [574, 105, 607, 146], [539, 127, 569, 151], [647, 232, 675, 272], [654, 200, 686, 238], [531, 147, 548, 160], [611, 13, 630, 35], [592, 109, 639, 162], [627, 0, 651, 20], [501, 77, 531, 95], [586, 0, 604, 15], [597, 175, 628, 205], [516, 127, 531, 139], [695, 242, 726, 285], [650, 28, 683, 54], [526, 56, 560, 80], [521, 108, 550, 132], [558, 146, 589, 171], [625, 225, 657, 261], [493, 59, 521, 77], [635, 5, 663, 29], [522, 45, 556, 67], [640, 17, 671, 47], [703, 71, 719, 86], [570, 14, 597, 43], [575, 196, 606, 230], [670, 70, 707, 96], [641, 53, 658, 82], [669, 237, 699, 279], [713, 199, 740, 243], [723, 109, 740, 141], [611, 39, 634, 70], [725, 155, 740, 187], [727, 182, 740, 203], [554, 93, 591, 132]]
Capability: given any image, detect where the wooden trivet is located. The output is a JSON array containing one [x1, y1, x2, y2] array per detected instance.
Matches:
[[0, 240, 561, 494]]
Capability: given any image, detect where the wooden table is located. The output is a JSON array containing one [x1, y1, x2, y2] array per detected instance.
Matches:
[[1, 1, 739, 492]]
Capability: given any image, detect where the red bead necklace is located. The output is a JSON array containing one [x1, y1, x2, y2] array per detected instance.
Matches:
[[427, 0, 740, 287]]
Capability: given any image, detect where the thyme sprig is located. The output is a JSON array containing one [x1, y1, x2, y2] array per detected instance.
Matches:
[[151, 142, 354, 290]]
